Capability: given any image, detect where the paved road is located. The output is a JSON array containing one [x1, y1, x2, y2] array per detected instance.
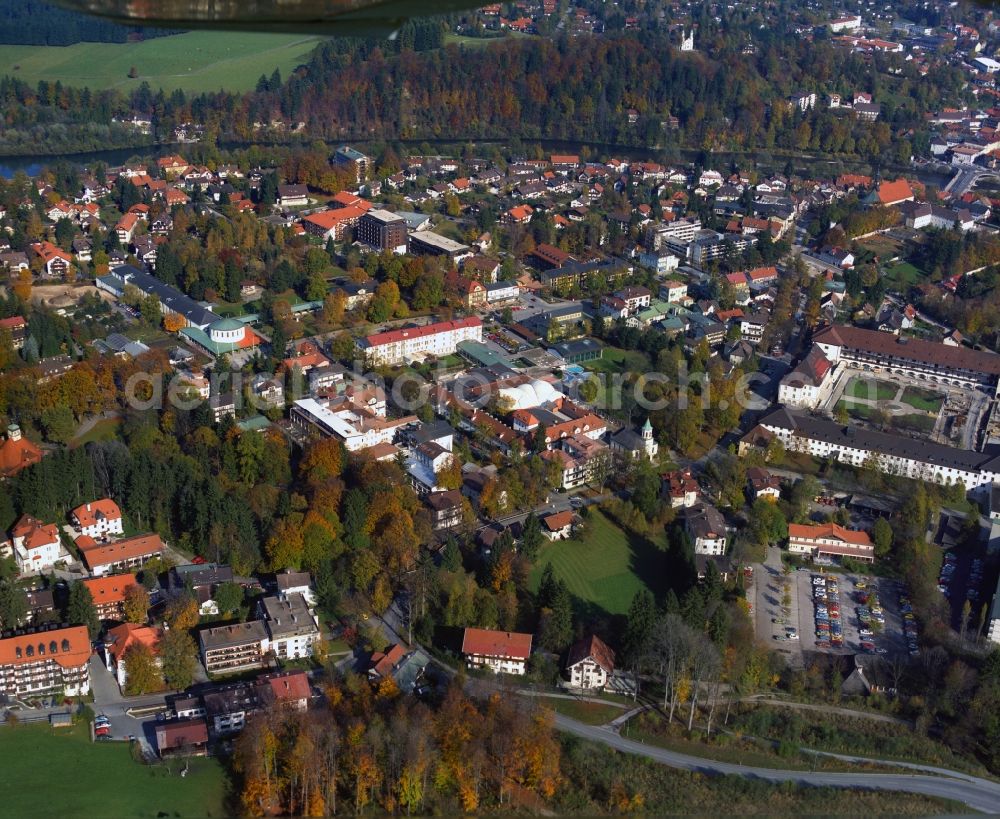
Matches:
[[553, 713, 1000, 812]]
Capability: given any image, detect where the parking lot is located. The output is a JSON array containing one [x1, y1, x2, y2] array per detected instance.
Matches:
[[754, 547, 914, 662]]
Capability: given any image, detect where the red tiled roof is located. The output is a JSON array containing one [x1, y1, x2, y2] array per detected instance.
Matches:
[[0, 316, 26, 332], [78, 533, 164, 571], [814, 324, 1000, 376], [462, 627, 532, 659], [259, 670, 311, 703], [876, 178, 914, 205], [363, 316, 481, 349], [788, 522, 873, 547], [303, 205, 365, 230], [566, 633, 615, 673], [106, 623, 162, 662], [71, 499, 122, 528], [0, 434, 44, 478], [543, 510, 574, 531], [369, 644, 407, 678], [0, 624, 90, 669], [81, 573, 138, 608], [12, 514, 59, 550]]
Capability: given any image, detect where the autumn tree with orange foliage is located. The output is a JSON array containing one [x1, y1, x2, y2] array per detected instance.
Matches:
[[233, 678, 563, 815]]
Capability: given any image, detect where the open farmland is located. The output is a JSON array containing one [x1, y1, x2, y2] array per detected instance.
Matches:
[[0, 32, 322, 93]]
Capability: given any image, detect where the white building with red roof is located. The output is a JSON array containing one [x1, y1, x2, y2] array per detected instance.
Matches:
[[71, 499, 124, 539], [10, 514, 63, 574], [565, 634, 615, 689], [787, 523, 874, 563], [461, 627, 532, 675], [357, 316, 483, 366]]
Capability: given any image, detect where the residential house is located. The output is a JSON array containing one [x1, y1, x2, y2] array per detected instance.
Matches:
[[565, 634, 615, 690], [462, 627, 532, 675], [10, 515, 62, 574], [275, 570, 316, 607], [30, 241, 73, 277], [425, 489, 465, 531], [81, 573, 139, 622], [681, 502, 728, 556], [78, 533, 164, 577], [787, 523, 875, 563], [542, 510, 575, 540], [104, 623, 162, 689], [71, 499, 123, 539], [746, 467, 782, 501], [257, 593, 319, 661], [155, 718, 209, 757], [663, 469, 698, 508], [168, 563, 235, 616], [277, 184, 309, 208]]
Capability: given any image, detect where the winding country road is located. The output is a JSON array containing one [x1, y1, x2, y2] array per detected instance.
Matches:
[[553, 713, 1000, 813]]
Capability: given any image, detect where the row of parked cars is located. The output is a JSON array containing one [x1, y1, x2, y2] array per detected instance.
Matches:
[[855, 582, 887, 654], [899, 590, 920, 657], [94, 713, 111, 740], [813, 575, 843, 648]]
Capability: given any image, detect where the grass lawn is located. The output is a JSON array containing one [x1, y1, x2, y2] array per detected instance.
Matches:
[[528, 511, 665, 616], [0, 32, 322, 93], [856, 236, 901, 258], [0, 723, 231, 817], [883, 261, 924, 287], [900, 386, 944, 414], [844, 376, 897, 401], [583, 346, 651, 376], [895, 413, 936, 434], [836, 400, 878, 423], [542, 699, 624, 725], [71, 417, 121, 448], [212, 301, 246, 318]]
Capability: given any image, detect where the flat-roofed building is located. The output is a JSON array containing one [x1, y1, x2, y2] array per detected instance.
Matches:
[[199, 621, 270, 675], [356, 209, 408, 254], [409, 231, 472, 262]]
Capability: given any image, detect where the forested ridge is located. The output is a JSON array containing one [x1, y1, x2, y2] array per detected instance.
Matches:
[[0, 26, 966, 160], [0, 0, 177, 46]]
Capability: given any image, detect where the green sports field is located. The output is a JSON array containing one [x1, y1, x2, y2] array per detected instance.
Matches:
[[529, 511, 664, 616], [0, 723, 230, 817], [0, 31, 323, 93]]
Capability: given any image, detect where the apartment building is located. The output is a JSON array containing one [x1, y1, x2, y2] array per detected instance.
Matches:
[[0, 624, 91, 698], [289, 397, 415, 452], [747, 407, 1000, 493], [257, 594, 318, 662], [77, 533, 164, 577], [356, 209, 408, 254], [357, 317, 483, 366], [198, 621, 270, 675]]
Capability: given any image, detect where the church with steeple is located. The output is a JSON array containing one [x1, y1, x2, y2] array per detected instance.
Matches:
[[610, 418, 659, 463]]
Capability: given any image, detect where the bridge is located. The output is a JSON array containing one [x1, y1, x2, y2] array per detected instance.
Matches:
[[943, 165, 1000, 196]]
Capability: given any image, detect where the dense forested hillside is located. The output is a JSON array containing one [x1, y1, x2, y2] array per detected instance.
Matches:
[[0, 0, 177, 45]]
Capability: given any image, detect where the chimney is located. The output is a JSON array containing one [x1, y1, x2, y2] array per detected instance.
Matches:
[[86, 503, 92, 512], [7, 424, 21, 442]]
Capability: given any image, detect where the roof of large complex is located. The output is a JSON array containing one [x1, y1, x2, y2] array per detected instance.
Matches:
[[103, 265, 217, 329], [759, 406, 1000, 473], [360, 316, 482, 349], [814, 324, 1000, 377], [788, 522, 873, 546], [0, 624, 90, 669]]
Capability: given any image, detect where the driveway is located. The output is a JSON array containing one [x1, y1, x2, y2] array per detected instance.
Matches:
[[89, 655, 167, 757]]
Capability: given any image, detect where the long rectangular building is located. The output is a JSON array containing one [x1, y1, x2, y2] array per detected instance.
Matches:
[[0, 624, 91, 698], [813, 324, 1000, 395], [358, 317, 483, 366], [748, 406, 1000, 494], [96, 265, 217, 329], [788, 522, 875, 563]]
